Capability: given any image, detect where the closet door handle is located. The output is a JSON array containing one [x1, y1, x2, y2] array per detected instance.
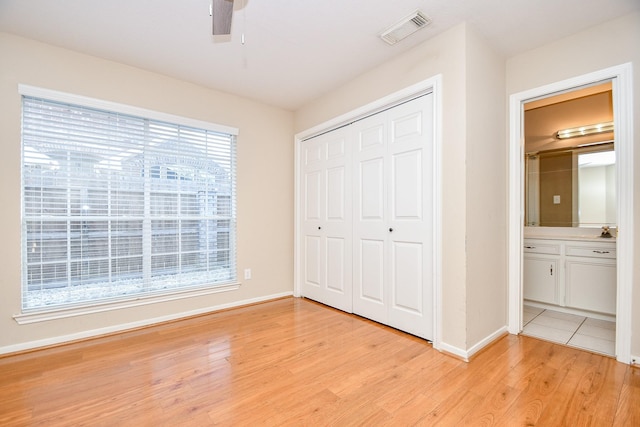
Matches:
[[318, 226, 322, 230], [550, 265, 553, 276], [389, 228, 393, 232], [593, 250, 609, 254], [524, 245, 535, 249]]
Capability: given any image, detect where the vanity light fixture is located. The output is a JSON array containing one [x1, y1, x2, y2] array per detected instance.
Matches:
[[556, 121, 614, 139]]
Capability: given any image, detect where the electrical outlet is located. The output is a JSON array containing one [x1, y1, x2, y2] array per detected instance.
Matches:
[[244, 268, 252, 280]]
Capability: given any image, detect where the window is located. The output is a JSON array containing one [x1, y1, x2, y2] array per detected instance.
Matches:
[[21, 92, 237, 311]]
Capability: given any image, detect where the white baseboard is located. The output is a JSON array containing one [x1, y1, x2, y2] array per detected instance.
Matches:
[[0, 291, 293, 356], [437, 342, 470, 361], [467, 326, 509, 359], [438, 326, 509, 362]]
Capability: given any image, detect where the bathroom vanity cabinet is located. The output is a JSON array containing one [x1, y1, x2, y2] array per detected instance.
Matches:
[[523, 237, 616, 316]]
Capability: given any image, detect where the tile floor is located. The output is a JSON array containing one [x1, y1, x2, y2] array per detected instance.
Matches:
[[522, 305, 616, 357]]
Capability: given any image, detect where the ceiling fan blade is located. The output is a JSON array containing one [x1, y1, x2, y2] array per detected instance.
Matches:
[[212, 0, 234, 35]]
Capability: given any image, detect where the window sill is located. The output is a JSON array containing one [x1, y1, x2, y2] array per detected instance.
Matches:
[[13, 282, 241, 325]]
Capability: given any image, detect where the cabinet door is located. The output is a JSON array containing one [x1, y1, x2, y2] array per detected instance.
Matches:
[[300, 127, 352, 312], [565, 258, 616, 314], [523, 255, 558, 304]]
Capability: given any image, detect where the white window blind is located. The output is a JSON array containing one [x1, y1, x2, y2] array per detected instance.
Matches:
[[21, 95, 237, 311]]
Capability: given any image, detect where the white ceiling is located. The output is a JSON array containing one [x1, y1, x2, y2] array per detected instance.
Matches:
[[1, 0, 638, 111]]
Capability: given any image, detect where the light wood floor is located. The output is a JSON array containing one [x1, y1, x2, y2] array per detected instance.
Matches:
[[0, 297, 638, 426]]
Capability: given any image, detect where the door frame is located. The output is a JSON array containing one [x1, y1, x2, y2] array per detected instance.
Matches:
[[293, 76, 443, 350], [507, 63, 634, 364]]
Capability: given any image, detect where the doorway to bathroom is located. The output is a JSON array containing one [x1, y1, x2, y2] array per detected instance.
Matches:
[[522, 82, 616, 356], [507, 64, 634, 364]]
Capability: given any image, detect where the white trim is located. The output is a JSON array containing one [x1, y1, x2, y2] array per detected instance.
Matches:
[[439, 326, 508, 363], [611, 65, 634, 364], [508, 63, 634, 364], [18, 84, 239, 135], [14, 282, 241, 324], [467, 326, 509, 359], [2, 291, 292, 355], [293, 76, 443, 349], [431, 75, 444, 352], [507, 91, 525, 335], [296, 80, 438, 141], [438, 342, 470, 362]]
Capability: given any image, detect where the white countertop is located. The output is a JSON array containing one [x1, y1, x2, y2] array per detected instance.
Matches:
[[523, 226, 616, 242], [524, 234, 616, 242]]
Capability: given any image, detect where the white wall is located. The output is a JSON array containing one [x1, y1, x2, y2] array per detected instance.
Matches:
[[0, 33, 295, 353], [506, 12, 640, 357], [463, 26, 507, 349], [606, 164, 617, 225], [579, 166, 607, 225]]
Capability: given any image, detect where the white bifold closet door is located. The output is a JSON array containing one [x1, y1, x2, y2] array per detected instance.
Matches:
[[300, 94, 433, 340], [352, 96, 433, 340], [300, 126, 353, 312]]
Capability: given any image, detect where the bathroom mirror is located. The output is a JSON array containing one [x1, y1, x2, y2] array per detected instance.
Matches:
[[523, 83, 615, 228]]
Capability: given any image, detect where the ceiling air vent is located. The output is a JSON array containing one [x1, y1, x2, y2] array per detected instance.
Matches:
[[379, 10, 431, 46]]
